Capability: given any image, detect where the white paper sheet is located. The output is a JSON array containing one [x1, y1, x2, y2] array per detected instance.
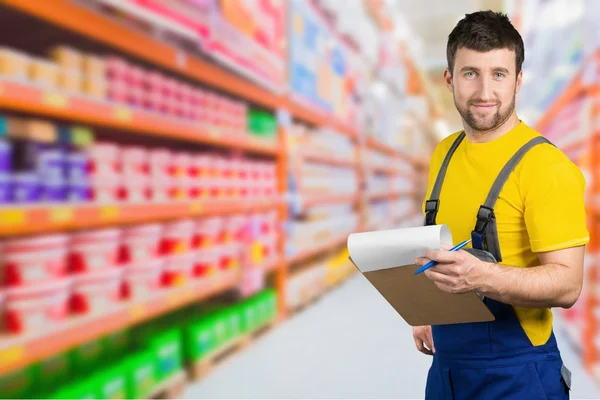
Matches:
[[347, 225, 453, 272]]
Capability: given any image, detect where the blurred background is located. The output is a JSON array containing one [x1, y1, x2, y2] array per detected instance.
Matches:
[[0, 0, 597, 398]]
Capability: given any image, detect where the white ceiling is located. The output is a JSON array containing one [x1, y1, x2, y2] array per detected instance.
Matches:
[[393, 0, 506, 71]]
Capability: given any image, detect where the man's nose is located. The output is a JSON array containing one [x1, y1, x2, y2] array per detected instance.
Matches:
[[476, 76, 493, 102]]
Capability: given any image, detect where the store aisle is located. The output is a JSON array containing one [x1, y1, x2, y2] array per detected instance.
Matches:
[[184, 274, 600, 399]]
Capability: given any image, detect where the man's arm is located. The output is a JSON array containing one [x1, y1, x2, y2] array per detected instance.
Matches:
[[416, 245, 585, 309]]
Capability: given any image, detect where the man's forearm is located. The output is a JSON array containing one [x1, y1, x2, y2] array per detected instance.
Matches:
[[473, 262, 581, 309]]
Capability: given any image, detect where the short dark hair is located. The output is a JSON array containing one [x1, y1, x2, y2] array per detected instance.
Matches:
[[447, 10, 524, 75]]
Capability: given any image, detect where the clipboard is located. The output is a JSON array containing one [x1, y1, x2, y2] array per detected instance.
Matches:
[[347, 225, 495, 326]]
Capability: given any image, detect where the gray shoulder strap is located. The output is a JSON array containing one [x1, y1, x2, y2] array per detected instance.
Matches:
[[483, 136, 553, 209], [430, 131, 466, 200]]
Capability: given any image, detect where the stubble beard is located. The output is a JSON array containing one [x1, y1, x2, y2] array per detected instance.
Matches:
[[455, 92, 516, 136]]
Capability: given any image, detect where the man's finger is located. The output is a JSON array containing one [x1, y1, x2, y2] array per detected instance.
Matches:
[[425, 330, 435, 354], [424, 249, 460, 263], [414, 337, 433, 355], [424, 269, 456, 285], [415, 257, 430, 266]]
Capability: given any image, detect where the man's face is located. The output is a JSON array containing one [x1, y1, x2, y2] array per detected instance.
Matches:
[[444, 47, 522, 133]]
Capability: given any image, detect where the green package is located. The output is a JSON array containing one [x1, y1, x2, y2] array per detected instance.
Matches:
[[38, 352, 71, 393], [228, 308, 242, 339], [212, 312, 230, 346], [125, 351, 156, 399], [148, 328, 183, 381], [241, 301, 258, 333], [0, 365, 37, 399], [103, 330, 130, 359], [97, 364, 127, 400], [50, 377, 99, 400], [184, 318, 215, 362], [70, 339, 105, 374]]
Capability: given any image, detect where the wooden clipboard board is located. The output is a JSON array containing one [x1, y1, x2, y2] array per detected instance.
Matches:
[[350, 257, 495, 326]]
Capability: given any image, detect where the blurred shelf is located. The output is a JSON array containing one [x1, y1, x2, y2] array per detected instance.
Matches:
[[287, 235, 348, 265], [0, 80, 278, 156], [302, 152, 357, 168], [367, 191, 414, 202], [390, 191, 415, 199], [394, 209, 419, 224], [0, 271, 239, 376], [303, 193, 359, 208], [535, 56, 592, 132], [1, 0, 358, 139], [368, 192, 390, 202], [368, 165, 398, 175], [0, 198, 283, 237], [365, 138, 423, 166], [287, 97, 359, 140], [366, 137, 397, 157]]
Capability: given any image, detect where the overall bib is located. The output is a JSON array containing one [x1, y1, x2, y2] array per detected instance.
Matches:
[[423, 132, 572, 400]]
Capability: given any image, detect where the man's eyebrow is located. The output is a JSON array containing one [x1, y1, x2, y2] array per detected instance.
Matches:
[[459, 66, 480, 72], [459, 66, 511, 74]]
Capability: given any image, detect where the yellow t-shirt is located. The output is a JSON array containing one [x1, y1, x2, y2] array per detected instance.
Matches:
[[422, 121, 589, 346]]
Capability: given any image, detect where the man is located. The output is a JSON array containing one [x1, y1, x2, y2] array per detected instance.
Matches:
[[413, 10, 588, 400]]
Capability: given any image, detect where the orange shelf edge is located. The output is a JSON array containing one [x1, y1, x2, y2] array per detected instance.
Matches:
[[302, 152, 357, 168], [287, 235, 348, 265], [0, 199, 284, 237], [0, 0, 358, 138], [0, 80, 278, 156], [0, 272, 239, 376]]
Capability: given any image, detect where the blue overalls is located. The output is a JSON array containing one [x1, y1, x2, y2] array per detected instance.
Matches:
[[423, 132, 571, 399]]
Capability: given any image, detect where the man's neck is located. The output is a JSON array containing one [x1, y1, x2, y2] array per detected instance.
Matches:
[[463, 113, 521, 143]]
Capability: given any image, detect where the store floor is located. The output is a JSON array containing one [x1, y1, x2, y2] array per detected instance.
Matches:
[[183, 275, 600, 399]]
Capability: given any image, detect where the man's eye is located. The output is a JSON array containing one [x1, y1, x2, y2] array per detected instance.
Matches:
[[465, 72, 475, 77], [495, 73, 505, 78]]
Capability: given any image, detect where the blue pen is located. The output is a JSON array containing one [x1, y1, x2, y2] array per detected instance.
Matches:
[[414, 239, 472, 275]]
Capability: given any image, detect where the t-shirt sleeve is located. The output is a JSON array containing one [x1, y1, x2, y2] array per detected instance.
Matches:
[[523, 159, 590, 253]]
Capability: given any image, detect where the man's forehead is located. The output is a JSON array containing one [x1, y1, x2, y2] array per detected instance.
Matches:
[[454, 47, 517, 69]]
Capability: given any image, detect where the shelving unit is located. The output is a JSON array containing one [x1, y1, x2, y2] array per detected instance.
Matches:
[[531, 50, 600, 380], [0, 0, 437, 395]]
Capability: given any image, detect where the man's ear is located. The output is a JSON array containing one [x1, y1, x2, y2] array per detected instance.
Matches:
[[444, 68, 453, 93], [516, 69, 523, 94]]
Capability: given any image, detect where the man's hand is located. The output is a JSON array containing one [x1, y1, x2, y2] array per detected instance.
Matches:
[[415, 248, 485, 294], [413, 325, 435, 355]]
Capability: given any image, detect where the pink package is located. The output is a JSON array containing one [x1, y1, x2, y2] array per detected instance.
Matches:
[[193, 247, 220, 278], [123, 258, 163, 299], [149, 148, 172, 177], [219, 242, 241, 271], [149, 175, 173, 202], [86, 143, 120, 177], [4, 278, 71, 334], [193, 217, 224, 249], [89, 175, 122, 203], [120, 223, 163, 262], [127, 65, 145, 87], [107, 81, 129, 103], [121, 146, 149, 177], [142, 71, 163, 93], [121, 174, 150, 202], [160, 219, 195, 255], [71, 268, 123, 315], [2, 234, 69, 286], [162, 252, 196, 286], [105, 57, 128, 82], [70, 229, 121, 273], [127, 87, 145, 108], [2, 248, 69, 287]]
